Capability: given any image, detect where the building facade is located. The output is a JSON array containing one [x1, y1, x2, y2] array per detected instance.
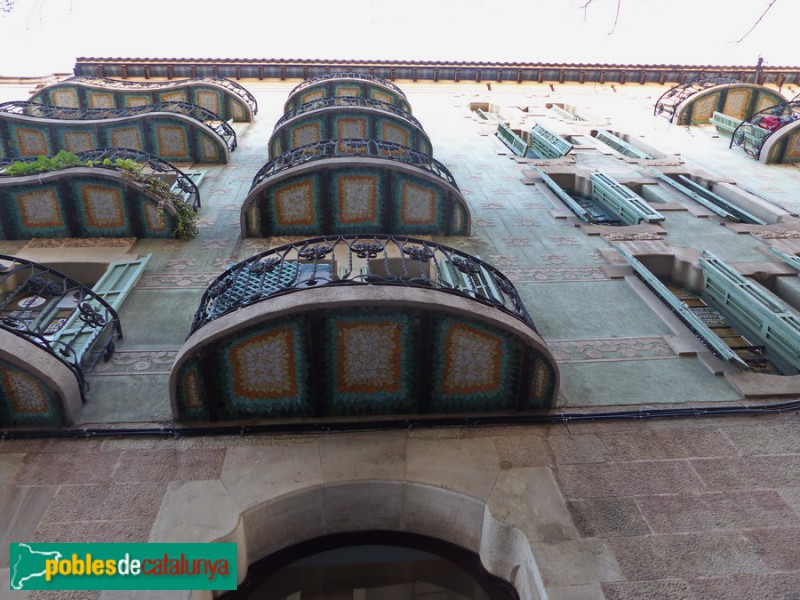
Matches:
[[1, 59, 800, 599]]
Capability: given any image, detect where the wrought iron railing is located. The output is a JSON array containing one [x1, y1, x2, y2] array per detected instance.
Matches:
[[273, 96, 424, 132], [730, 100, 800, 159], [0, 255, 122, 402], [0, 147, 201, 210], [288, 72, 407, 98], [0, 101, 237, 150], [654, 77, 741, 123], [190, 236, 534, 335], [250, 139, 459, 191], [63, 75, 258, 115]]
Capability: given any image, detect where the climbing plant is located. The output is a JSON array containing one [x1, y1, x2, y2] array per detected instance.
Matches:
[[1, 151, 198, 240]]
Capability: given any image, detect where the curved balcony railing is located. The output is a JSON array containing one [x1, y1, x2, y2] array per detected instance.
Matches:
[[288, 72, 407, 99], [0, 147, 201, 210], [251, 139, 459, 191], [0, 255, 122, 403], [730, 100, 800, 159], [190, 235, 534, 335], [274, 96, 424, 132], [654, 77, 740, 123], [63, 75, 258, 116], [0, 101, 237, 151]]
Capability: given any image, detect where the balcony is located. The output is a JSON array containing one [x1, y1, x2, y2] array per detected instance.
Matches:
[[29, 75, 258, 122], [0, 255, 125, 426], [241, 139, 470, 237], [285, 72, 412, 114], [171, 236, 559, 422], [654, 78, 785, 125], [0, 148, 198, 240], [270, 96, 431, 157], [0, 101, 236, 163], [730, 100, 800, 163]]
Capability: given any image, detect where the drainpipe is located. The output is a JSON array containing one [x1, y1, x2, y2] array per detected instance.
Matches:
[[755, 55, 764, 85]]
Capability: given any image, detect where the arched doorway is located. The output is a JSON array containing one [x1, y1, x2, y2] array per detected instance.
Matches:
[[221, 531, 519, 599]]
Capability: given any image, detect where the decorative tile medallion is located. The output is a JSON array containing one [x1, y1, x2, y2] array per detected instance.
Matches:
[[15, 126, 50, 156], [392, 174, 444, 234], [431, 316, 518, 412], [441, 322, 503, 395], [379, 120, 410, 146], [17, 188, 63, 229], [198, 135, 221, 162], [723, 89, 751, 120], [108, 126, 143, 150], [78, 184, 127, 231], [336, 322, 401, 393], [4, 368, 49, 414], [247, 203, 261, 236], [175, 358, 208, 420], [124, 95, 152, 108], [156, 125, 189, 158], [231, 102, 246, 122], [158, 90, 187, 103], [214, 318, 310, 417], [691, 93, 719, 122], [88, 92, 115, 109], [530, 356, 554, 407], [299, 90, 325, 105], [335, 172, 381, 228], [291, 122, 322, 147], [231, 328, 297, 398], [62, 131, 95, 153], [327, 310, 414, 414], [272, 176, 320, 231], [757, 94, 779, 112], [785, 130, 800, 161], [370, 89, 393, 105], [335, 85, 361, 97], [399, 181, 437, 225], [50, 88, 79, 107], [141, 201, 170, 235], [335, 117, 367, 139], [0, 359, 60, 426], [195, 90, 221, 115]]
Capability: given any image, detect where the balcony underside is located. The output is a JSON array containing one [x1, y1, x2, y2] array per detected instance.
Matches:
[[760, 116, 800, 164], [285, 77, 411, 114], [241, 160, 470, 237], [674, 84, 784, 126], [270, 108, 432, 158], [29, 78, 256, 122], [0, 341, 81, 427], [0, 168, 178, 239], [0, 113, 230, 164], [0, 254, 125, 427], [171, 286, 559, 422]]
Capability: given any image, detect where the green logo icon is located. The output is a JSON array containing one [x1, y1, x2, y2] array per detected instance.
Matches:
[[9, 543, 237, 590]]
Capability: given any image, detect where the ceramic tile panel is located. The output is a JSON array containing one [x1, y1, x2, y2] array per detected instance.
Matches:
[[213, 316, 311, 418], [0, 359, 62, 426]]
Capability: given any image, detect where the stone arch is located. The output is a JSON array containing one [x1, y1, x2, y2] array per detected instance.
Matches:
[[675, 83, 784, 125], [148, 442, 621, 599]]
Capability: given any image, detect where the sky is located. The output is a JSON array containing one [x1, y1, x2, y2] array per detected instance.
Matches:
[[0, 0, 795, 76]]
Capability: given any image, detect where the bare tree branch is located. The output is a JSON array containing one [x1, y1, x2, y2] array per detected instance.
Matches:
[[609, 0, 622, 34], [579, 0, 595, 22], [578, 0, 623, 34], [735, 0, 778, 43]]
